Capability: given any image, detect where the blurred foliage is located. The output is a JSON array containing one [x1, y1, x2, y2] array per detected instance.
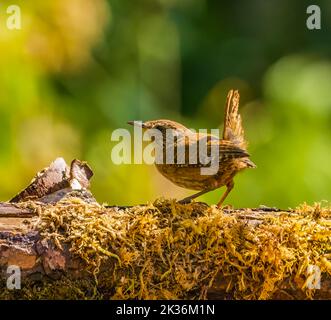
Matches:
[[0, 0, 330, 207]]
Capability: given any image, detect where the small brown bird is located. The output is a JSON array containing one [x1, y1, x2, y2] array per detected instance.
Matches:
[[128, 90, 256, 207]]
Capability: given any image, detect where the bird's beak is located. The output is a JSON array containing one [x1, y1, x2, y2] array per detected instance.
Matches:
[[245, 159, 257, 168], [127, 121, 146, 128]]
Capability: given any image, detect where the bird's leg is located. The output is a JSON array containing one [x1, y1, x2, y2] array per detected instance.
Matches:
[[217, 180, 234, 207], [178, 189, 211, 204]]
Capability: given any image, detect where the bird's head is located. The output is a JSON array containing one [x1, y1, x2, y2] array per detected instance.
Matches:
[[127, 119, 189, 134]]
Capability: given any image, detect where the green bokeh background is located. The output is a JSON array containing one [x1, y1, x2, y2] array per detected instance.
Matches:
[[0, 0, 330, 207]]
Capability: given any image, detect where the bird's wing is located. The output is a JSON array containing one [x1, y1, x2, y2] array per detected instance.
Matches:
[[168, 135, 248, 168], [206, 139, 249, 166], [222, 90, 246, 149]]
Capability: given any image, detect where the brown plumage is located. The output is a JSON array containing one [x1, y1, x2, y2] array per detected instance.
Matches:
[[128, 89, 256, 207]]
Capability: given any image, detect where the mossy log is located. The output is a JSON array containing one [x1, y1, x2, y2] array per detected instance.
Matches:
[[0, 158, 330, 299], [0, 201, 330, 300]]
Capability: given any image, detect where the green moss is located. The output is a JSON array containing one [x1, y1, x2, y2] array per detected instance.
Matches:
[[2, 199, 330, 299]]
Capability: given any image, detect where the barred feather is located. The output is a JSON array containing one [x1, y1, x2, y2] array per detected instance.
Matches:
[[223, 90, 247, 149]]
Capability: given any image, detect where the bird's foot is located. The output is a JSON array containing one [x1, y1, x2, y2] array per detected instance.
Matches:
[[178, 197, 192, 205], [217, 204, 233, 210]]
